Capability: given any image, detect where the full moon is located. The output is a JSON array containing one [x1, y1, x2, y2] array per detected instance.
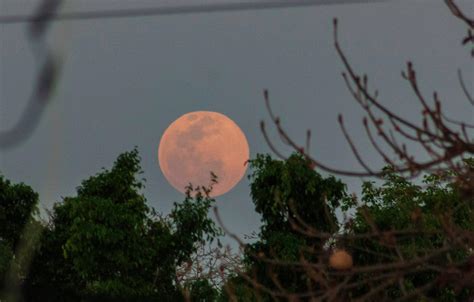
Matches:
[[158, 111, 249, 197]]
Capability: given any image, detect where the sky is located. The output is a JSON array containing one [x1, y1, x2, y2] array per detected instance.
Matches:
[[1, 0, 473, 247]]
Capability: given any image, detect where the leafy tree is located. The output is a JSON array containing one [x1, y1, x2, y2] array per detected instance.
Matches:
[[222, 153, 349, 301], [0, 176, 39, 251], [342, 166, 473, 300], [0, 240, 14, 284], [183, 279, 218, 302], [0, 175, 39, 294], [252, 1, 473, 298], [218, 275, 259, 302], [24, 149, 221, 301], [221, 155, 473, 301]]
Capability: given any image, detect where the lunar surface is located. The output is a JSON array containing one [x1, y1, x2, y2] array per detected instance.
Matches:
[[158, 111, 249, 197]]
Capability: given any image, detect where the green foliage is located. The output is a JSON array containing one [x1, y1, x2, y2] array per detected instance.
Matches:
[[248, 153, 346, 238], [0, 176, 39, 249], [24, 220, 83, 301], [4, 149, 469, 301], [185, 279, 218, 302], [23, 148, 221, 301], [0, 175, 39, 295], [0, 240, 13, 279], [224, 153, 349, 300], [218, 275, 259, 302], [342, 167, 473, 300], [223, 155, 472, 301], [170, 184, 223, 265]]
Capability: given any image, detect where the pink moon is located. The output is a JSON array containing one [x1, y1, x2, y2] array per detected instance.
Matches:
[[158, 111, 250, 197]]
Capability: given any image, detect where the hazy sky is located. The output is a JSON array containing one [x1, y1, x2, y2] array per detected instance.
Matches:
[[1, 0, 472, 245]]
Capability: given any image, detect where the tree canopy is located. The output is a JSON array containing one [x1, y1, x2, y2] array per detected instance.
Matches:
[[221, 153, 349, 301], [1, 151, 472, 301], [12, 149, 221, 301], [343, 167, 473, 300], [221, 155, 473, 301], [0, 175, 39, 292]]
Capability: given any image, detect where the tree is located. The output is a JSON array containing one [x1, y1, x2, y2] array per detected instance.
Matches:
[[183, 279, 218, 302], [221, 153, 349, 301], [221, 156, 473, 301], [0, 175, 39, 296], [251, 0, 473, 300], [341, 165, 473, 300], [24, 149, 221, 301], [0, 176, 39, 249]]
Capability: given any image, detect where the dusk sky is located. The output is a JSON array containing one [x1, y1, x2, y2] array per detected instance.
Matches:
[[1, 0, 472, 246]]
